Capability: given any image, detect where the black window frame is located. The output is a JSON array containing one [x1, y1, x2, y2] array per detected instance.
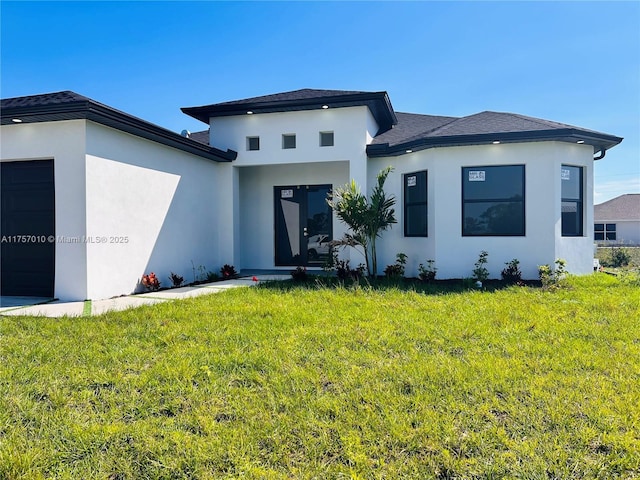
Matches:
[[462, 165, 526, 237], [282, 134, 296, 149], [561, 165, 584, 237], [246, 136, 260, 151], [403, 170, 428, 237], [319, 131, 334, 147], [595, 223, 616, 241]]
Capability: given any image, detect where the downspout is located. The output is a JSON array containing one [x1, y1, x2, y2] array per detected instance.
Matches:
[[594, 148, 606, 160]]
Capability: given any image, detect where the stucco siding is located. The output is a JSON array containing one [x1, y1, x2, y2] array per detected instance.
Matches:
[[616, 221, 640, 245], [554, 143, 594, 274], [1, 120, 88, 300], [85, 121, 221, 299], [237, 162, 350, 270], [370, 141, 594, 279]]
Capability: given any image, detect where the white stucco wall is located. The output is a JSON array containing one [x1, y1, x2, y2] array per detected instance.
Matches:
[[210, 106, 375, 270], [370, 141, 595, 279], [1, 120, 88, 300], [554, 144, 594, 274], [84, 122, 221, 299], [615, 221, 640, 245], [237, 162, 350, 270], [595, 220, 640, 246], [209, 106, 373, 168]]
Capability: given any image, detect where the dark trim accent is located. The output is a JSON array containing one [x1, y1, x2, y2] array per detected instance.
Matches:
[[2, 98, 237, 163], [561, 164, 584, 237], [403, 170, 428, 237], [461, 165, 526, 237], [182, 91, 398, 134], [367, 129, 623, 157], [594, 149, 606, 160], [273, 184, 333, 267]]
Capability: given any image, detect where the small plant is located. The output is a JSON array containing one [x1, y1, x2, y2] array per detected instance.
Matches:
[[472, 251, 490, 284], [418, 260, 437, 282], [501, 259, 522, 284], [601, 246, 631, 268], [205, 271, 219, 282], [290, 266, 308, 281], [168, 272, 184, 288], [539, 259, 567, 290], [141, 272, 160, 291], [220, 264, 238, 279], [332, 253, 364, 281], [191, 261, 208, 283], [384, 253, 407, 278]]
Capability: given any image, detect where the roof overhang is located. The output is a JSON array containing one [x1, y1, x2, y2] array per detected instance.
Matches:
[[367, 128, 623, 157], [2, 98, 237, 163], [182, 91, 398, 134]]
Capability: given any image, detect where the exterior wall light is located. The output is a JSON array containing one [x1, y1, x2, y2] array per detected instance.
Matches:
[[321, 105, 329, 109], [12, 118, 23, 123], [492, 141, 501, 144], [577, 140, 585, 144], [247, 111, 254, 115]]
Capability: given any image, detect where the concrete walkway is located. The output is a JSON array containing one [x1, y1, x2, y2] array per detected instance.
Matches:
[[0, 274, 290, 318]]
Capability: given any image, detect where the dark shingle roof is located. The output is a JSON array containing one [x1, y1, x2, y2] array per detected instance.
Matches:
[[368, 110, 623, 156], [213, 88, 372, 106], [1, 91, 236, 162], [372, 112, 458, 147], [1, 90, 92, 108], [181, 88, 398, 133], [188, 130, 209, 145], [595, 194, 640, 221]]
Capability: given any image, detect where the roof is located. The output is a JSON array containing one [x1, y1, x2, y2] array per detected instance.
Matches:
[[368, 110, 623, 156], [181, 88, 398, 133], [594, 194, 640, 221], [182, 88, 622, 156], [1, 91, 237, 162], [188, 130, 209, 145]]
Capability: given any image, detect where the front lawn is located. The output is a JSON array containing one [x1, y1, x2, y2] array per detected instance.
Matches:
[[1, 274, 639, 479]]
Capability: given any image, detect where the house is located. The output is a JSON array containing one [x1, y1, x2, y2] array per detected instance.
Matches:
[[1, 89, 623, 301], [594, 194, 640, 245]]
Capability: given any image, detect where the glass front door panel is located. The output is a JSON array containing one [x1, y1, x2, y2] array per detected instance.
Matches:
[[274, 185, 332, 267], [305, 185, 332, 266]]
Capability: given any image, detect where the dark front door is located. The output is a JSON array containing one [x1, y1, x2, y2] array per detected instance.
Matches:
[[274, 184, 332, 267], [1, 160, 55, 297]]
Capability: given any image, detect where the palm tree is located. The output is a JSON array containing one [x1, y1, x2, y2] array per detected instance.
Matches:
[[327, 167, 396, 277]]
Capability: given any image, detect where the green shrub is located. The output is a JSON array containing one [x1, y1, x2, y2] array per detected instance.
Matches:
[[501, 259, 522, 284], [601, 246, 632, 268], [384, 253, 407, 278], [538, 259, 567, 289], [290, 266, 308, 281], [472, 251, 489, 283], [418, 260, 437, 282]]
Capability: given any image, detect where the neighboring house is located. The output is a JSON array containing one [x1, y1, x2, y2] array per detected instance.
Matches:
[[594, 194, 640, 245], [1, 89, 623, 301]]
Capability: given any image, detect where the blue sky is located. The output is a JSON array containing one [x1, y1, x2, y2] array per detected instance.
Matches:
[[2, 1, 638, 203]]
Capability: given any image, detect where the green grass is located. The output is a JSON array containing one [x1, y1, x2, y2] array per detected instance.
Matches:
[[1, 274, 639, 479]]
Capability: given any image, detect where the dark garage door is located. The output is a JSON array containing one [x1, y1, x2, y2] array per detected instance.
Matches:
[[1, 160, 55, 297]]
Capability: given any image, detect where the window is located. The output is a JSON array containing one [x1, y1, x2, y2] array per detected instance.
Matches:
[[282, 134, 296, 149], [594, 223, 616, 241], [404, 171, 427, 237], [320, 131, 334, 147], [561, 165, 583, 236], [462, 165, 525, 236], [246, 136, 260, 151]]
